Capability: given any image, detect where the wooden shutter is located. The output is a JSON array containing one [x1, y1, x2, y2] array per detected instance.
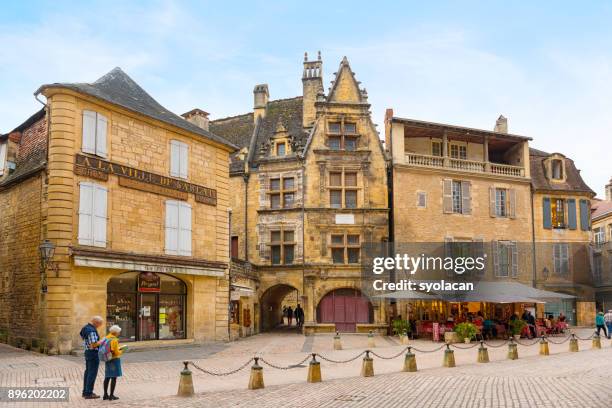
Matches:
[[170, 141, 181, 178], [95, 113, 108, 157], [165, 201, 179, 254], [492, 240, 499, 277], [443, 179, 453, 213], [444, 237, 453, 277], [461, 181, 471, 215], [579, 199, 589, 231], [82, 110, 97, 154], [489, 187, 496, 217], [179, 142, 189, 179], [474, 238, 485, 276], [542, 197, 552, 229], [92, 185, 107, 247], [0, 142, 6, 175], [178, 202, 192, 256], [567, 199, 577, 230], [511, 241, 518, 278], [508, 189, 516, 219], [78, 182, 94, 245]]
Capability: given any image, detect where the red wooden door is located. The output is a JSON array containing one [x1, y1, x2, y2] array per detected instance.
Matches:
[[318, 289, 371, 332]]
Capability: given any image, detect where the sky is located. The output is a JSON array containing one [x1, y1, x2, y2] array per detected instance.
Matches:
[[1, 1, 610, 197]]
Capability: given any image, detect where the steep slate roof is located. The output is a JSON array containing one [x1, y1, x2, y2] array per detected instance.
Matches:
[[210, 97, 308, 172], [36, 67, 237, 151], [529, 148, 594, 194], [592, 199, 612, 221]]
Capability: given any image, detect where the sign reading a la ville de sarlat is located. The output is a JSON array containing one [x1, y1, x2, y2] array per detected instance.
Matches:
[[74, 154, 217, 206]]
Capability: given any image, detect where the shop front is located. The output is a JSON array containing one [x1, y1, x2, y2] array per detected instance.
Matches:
[[106, 272, 187, 342]]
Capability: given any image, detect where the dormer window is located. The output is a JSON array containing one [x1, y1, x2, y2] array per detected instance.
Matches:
[[551, 159, 563, 180], [276, 142, 286, 156], [327, 120, 358, 151]]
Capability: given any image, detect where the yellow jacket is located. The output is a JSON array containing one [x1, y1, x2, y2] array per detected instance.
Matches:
[[105, 333, 123, 358]]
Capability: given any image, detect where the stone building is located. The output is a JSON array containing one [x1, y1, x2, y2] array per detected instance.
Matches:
[[0, 68, 236, 353], [591, 178, 612, 310], [208, 53, 389, 335], [385, 111, 596, 325]]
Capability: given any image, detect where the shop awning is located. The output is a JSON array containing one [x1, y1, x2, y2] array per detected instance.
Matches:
[[439, 281, 575, 303], [374, 291, 440, 300]]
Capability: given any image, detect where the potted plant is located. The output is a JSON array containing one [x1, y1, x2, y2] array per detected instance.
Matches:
[[509, 319, 526, 340], [392, 318, 410, 339], [454, 322, 477, 343]]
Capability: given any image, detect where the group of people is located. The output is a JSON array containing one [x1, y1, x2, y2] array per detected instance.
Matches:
[[80, 316, 125, 400], [595, 309, 612, 339], [282, 304, 305, 328]]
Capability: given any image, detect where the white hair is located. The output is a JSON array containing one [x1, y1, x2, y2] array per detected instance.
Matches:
[[91, 316, 103, 324], [109, 325, 122, 334]]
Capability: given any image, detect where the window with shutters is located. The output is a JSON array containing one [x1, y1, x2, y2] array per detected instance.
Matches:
[[170, 140, 189, 179], [330, 233, 360, 264], [450, 143, 467, 160], [269, 176, 295, 209], [493, 240, 518, 278], [416, 192, 427, 208], [82, 110, 108, 158], [444, 179, 471, 214], [270, 229, 295, 265], [0, 142, 6, 175], [78, 182, 108, 247], [551, 199, 565, 229], [491, 188, 516, 218], [593, 254, 603, 284], [594, 227, 605, 244], [327, 120, 358, 151], [329, 171, 358, 209], [165, 201, 192, 256], [553, 243, 569, 275]]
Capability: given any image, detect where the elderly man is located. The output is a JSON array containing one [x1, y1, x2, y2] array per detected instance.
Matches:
[[79, 316, 104, 399], [604, 309, 612, 340]]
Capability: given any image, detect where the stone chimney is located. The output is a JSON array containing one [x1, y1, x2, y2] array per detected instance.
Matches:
[[253, 84, 269, 124], [494, 115, 508, 133], [302, 51, 323, 128], [182, 109, 209, 131], [606, 177, 612, 201]]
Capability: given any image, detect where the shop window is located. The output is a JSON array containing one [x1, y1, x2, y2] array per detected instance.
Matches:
[[329, 171, 358, 209], [106, 272, 186, 342], [165, 201, 192, 256], [170, 140, 189, 179], [553, 243, 569, 275], [270, 229, 295, 265], [82, 110, 108, 158], [269, 176, 296, 209], [78, 182, 108, 247], [327, 121, 358, 151], [230, 300, 240, 324], [330, 233, 360, 264]]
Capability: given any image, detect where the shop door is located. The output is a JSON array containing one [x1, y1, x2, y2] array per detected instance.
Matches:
[[319, 289, 372, 332], [139, 293, 158, 341]]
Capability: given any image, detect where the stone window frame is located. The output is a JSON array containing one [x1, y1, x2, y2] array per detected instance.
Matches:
[[329, 232, 361, 265], [269, 228, 296, 265], [269, 176, 296, 209], [328, 168, 359, 209], [449, 141, 467, 160], [327, 117, 359, 151], [275, 141, 287, 156], [544, 154, 567, 183]]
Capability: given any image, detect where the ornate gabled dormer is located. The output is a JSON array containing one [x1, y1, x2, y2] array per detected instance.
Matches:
[[270, 121, 291, 157]]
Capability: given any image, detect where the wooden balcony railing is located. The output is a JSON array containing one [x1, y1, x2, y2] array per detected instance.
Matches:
[[404, 153, 525, 177]]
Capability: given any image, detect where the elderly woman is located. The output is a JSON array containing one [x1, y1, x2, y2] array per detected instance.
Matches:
[[103, 325, 125, 400]]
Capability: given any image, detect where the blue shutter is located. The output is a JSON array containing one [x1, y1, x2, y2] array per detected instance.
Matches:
[[567, 199, 577, 230], [579, 199, 589, 231], [542, 197, 552, 229]]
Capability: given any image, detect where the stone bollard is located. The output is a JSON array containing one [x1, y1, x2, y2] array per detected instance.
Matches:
[[177, 361, 194, 397], [248, 357, 264, 390], [307, 353, 322, 383], [592, 334, 602, 349], [367, 330, 376, 348], [361, 350, 374, 377], [443, 343, 455, 368], [569, 334, 579, 352], [507, 338, 518, 360], [333, 332, 342, 350], [403, 346, 417, 372], [401, 331, 410, 345], [539, 336, 550, 356], [477, 341, 489, 363]]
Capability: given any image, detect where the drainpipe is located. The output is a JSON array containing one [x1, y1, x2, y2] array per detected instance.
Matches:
[[228, 208, 232, 340], [243, 173, 249, 261], [530, 184, 537, 288]]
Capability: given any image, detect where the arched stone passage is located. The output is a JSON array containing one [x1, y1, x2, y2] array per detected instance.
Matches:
[[316, 288, 373, 332], [260, 284, 300, 332]]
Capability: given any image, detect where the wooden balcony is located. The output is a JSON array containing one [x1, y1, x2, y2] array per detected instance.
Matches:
[[404, 152, 525, 177]]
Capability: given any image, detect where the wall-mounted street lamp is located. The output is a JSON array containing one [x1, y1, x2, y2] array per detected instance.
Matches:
[[39, 240, 58, 293]]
